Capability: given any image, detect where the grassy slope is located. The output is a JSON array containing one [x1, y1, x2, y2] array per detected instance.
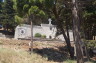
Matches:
[[0, 38, 95, 63], [0, 48, 49, 63], [0, 48, 77, 63]]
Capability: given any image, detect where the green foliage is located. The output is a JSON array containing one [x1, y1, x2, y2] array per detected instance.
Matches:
[[35, 33, 42, 37], [23, 4, 30, 12], [82, 0, 96, 40], [28, 5, 45, 17], [13, 0, 28, 17], [84, 40, 96, 49], [65, 59, 76, 63], [13, 0, 46, 16], [28, 6, 39, 15], [42, 35, 46, 38], [15, 15, 23, 25], [13, 0, 46, 24], [43, 0, 55, 9], [0, 0, 17, 31], [38, 10, 45, 16], [29, 0, 34, 4]]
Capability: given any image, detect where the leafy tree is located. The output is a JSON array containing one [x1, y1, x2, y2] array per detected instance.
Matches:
[[42, 0, 74, 58], [13, 0, 46, 53], [0, 0, 3, 24], [72, 0, 96, 62], [1, 0, 16, 32], [82, 0, 96, 40], [13, 0, 74, 58], [72, 0, 84, 62]]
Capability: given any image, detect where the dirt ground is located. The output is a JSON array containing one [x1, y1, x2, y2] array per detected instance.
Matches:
[[0, 38, 70, 63], [0, 38, 96, 62], [0, 38, 66, 50]]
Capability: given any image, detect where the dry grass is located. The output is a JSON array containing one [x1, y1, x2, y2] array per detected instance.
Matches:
[[0, 48, 77, 63], [0, 38, 73, 63], [0, 38, 95, 63], [0, 48, 51, 63]]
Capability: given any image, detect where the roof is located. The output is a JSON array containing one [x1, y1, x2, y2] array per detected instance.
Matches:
[[16, 24, 56, 29], [41, 24, 55, 27], [17, 24, 31, 28], [33, 26, 42, 29]]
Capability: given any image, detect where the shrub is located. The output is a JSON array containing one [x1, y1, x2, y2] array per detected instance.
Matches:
[[35, 33, 41, 37], [42, 35, 46, 38], [84, 40, 96, 49], [84, 40, 96, 57]]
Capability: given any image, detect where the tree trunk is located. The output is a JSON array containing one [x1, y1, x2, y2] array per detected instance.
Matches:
[[57, 20, 74, 58], [52, 3, 74, 58], [65, 19, 70, 41], [30, 21, 33, 53], [72, 0, 84, 63], [6, 24, 8, 31], [29, 15, 33, 53]]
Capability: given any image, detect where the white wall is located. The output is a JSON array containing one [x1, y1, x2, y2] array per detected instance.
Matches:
[[56, 31, 74, 41], [33, 26, 57, 39], [14, 24, 73, 41]]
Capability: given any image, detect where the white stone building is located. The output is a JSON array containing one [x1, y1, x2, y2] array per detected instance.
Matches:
[[14, 20, 57, 39], [14, 20, 73, 41]]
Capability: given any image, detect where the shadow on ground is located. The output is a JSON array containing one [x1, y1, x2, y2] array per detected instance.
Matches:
[[33, 46, 73, 62], [33, 46, 96, 63], [91, 61, 96, 63]]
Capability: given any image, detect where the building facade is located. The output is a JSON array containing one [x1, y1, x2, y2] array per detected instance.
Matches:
[[14, 20, 73, 41]]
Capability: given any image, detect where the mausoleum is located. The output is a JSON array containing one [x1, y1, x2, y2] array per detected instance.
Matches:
[[14, 19, 73, 41]]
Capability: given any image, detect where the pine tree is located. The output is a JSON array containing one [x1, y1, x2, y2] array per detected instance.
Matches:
[[2, 0, 15, 32], [0, 0, 3, 24]]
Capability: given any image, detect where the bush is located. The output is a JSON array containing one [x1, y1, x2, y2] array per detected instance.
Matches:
[[84, 40, 96, 49], [84, 40, 96, 57], [42, 35, 46, 38], [35, 33, 41, 37]]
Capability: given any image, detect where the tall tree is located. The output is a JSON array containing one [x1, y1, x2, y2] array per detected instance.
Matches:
[[13, 0, 74, 58], [1, 0, 16, 32], [72, 0, 84, 63], [43, 0, 74, 58], [0, 0, 3, 24], [82, 0, 96, 40], [13, 0, 46, 53]]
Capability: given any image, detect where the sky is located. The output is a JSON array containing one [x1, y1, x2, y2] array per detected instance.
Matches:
[[0, 0, 4, 2]]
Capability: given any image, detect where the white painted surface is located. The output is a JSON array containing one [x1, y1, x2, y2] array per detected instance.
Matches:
[[56, 30, 73, 41], [14, 24, 73, 41], [14, 24, 57, 39]]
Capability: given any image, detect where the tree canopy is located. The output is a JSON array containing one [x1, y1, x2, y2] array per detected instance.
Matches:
[[0, 0, 95, 62]]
